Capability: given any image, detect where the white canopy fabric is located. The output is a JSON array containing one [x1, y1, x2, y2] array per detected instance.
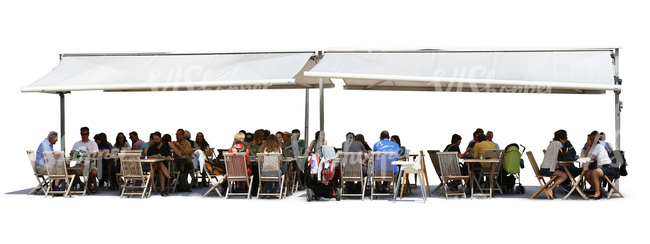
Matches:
[[21, 52, 333, 93], [304, 49, 620, 94]]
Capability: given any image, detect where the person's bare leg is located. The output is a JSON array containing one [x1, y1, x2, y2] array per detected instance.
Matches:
[[548, 171, 567, 198], [590, 169, 604, 198]]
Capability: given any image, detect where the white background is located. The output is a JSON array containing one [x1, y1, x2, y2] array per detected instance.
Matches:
[[1, 0, 647, 243]]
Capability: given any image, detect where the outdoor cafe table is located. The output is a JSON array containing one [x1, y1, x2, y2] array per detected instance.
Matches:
[[462, 158, 500, 199], [141, 157, 166, 196], [65, 157, 99, 195], [391, 160, 427, 202], [558, 158, 593, 200]]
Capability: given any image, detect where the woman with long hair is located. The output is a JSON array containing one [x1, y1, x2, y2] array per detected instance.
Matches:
[[259, 135, 283, 193], [307, 131, 328, 155], [391, 135, 408, 160], [90, 134, 110, 193], [355, 134, 372, 151], [195, 132, 211, 157], [583, 130, 614, 199], [114, 132, 131, 151], [539, 129, 570, 198], [250, 129, 265, 154]]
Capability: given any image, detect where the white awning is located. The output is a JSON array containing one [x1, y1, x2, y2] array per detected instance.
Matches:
[[304, 49, 620, 94], [21, 51, 333, 93]]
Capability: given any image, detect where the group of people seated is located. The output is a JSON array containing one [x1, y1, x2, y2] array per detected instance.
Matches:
[[36, 126, 211, 196], [35, 126, 618, 199], [540, 129, 615, 199]]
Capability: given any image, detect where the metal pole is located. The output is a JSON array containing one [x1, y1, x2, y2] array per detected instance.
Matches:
[[59, 92, 66, 152], [319, 77, 324, 148], [304, 88, 309, 152], [614, 48, 621, 151]]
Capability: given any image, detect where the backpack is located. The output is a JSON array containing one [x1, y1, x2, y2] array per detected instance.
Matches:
[[610, 150, 628, 176]]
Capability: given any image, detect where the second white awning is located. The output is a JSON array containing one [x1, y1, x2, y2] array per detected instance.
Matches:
[[304, 49, 620, 94]]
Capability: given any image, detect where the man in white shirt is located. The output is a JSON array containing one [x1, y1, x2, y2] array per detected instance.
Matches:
[[70, 127, 99, 192]]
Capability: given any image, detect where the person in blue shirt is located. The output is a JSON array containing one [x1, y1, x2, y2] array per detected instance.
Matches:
[[373, 131, 400, 193], [580, 132, 611, 154], [36, 131, 59, 190]]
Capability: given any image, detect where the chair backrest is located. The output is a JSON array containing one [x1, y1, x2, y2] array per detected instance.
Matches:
[[119, 153, 143, 177], [437, 152, 462, 178], [371, 152, 396, 179], [525, 151, 542, 177], [339, 152, 363, 179], [257, 153, 282, 178], [484, 149, 505, 170], [26, 150, 37, 171], [484, 149, 504, 160], [418, 150, 427, 172], [427, 150, 441, 176], [43, 151, 67, 177], [224, 152, 248, 179]]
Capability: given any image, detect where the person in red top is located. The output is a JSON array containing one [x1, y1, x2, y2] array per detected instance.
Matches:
[[229, 133, 254, 192]]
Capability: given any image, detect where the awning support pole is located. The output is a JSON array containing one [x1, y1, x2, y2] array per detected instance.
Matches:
[[614, 48, 621, 151], [319, 77, 324, 150], [304, 88, 309, 153], [59, 92, 66, 152]]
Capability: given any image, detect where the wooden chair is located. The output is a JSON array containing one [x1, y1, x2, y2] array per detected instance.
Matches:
[[526, 151, 556, 200], [118, 153, 151, 198], [482, 149, 505, 194], [369, 151, 396, 200], [339, 152, 367, 200], [113, 149, 142, 193], [601, 150, 625, 199], [224, 152, 254, 199], [256, 153, 284, 199], [418, 150, 431, 197], [437, 152, 468, 199], [426, 150, 443, 196], [26, 150, 48, 195], [42, 151, 74, 198], [202, 148, 226, 198]]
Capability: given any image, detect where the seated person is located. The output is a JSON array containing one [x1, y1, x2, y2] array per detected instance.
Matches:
[[342, 132, 369, 192], [583, 131, 615, 199], [146, 132, 172, 196], [463, 128, 484, 157], [390, 135, 407, 160], [581, 131, 611, 154], [486, 131, 500, 150], [443, 134, 465, 189], [372, 131, 400, 193], [70, 127, 99, 192], [473, 134, 496, 159], [259, 135, 284, 194], [36, 131, 59, 189], [539, 130, 571, 198], [230, 133, 254, 193]]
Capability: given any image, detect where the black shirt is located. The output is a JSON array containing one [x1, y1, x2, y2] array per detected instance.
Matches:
[[444, 144, 461, 153], [147, 143, 172, 157]]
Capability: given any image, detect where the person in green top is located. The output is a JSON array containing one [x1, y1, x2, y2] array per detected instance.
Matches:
[[292, 129, 306, 155]]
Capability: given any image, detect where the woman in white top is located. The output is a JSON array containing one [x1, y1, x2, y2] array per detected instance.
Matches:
[[539, 130, 569, 198], [583, 131, 614, 199]]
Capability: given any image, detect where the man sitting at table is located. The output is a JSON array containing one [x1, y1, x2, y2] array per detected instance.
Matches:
[[373, 130, 400, 193], [36, 131, 59, 190], [147, 132, 173, 196], [473, 134, 495, 159], [342, 132, 369, 193], [169, 129, 195, 192], [70, 127, 99, 192], [129, 131, 145, 151]]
